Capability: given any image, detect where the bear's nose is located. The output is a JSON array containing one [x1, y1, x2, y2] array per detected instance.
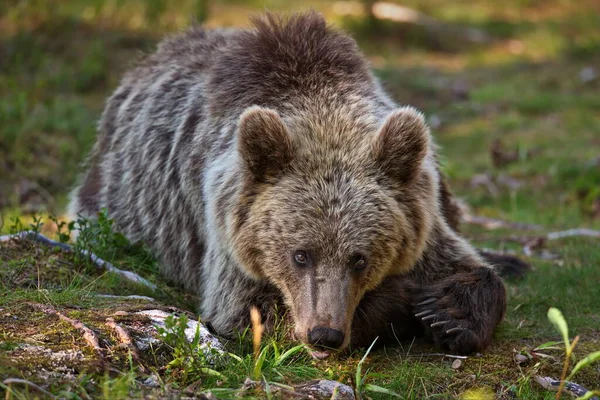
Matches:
[[308, 326, 345, 349]]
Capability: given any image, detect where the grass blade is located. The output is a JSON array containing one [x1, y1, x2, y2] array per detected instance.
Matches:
[[534, 340, 563, 351], [364, 384, 402, 398], [253, 345, 270, 380], [273, 344, 306, 366], [356, 337, 378, 395]]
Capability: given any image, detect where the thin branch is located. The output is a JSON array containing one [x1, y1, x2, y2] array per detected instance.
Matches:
[[461, 214, 541, 231], [96, 294, 156, 302], [1, 231, 156, 290], [547, 229, 600, 240], [2, 378, 56, 399], [408, 353, 468, 359]]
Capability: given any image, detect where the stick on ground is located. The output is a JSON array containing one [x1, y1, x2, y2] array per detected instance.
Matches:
[[0, 231, 156, 290]]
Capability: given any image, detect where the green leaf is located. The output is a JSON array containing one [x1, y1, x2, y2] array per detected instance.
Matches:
[[253, 345, 270, 380], [196, 367, 226, 379], [227, 352, 242, 362], [273, 344, 306, 367], [534, 340, 563, 350], [547, 308, 570, 350], [364, 384, 402, 397], [568, 351, 600, 380]]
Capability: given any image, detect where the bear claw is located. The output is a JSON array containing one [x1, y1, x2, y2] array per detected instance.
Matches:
[[430, 321, 449, 328], [445, 327, 467, 335], [416, 297, 437, 306], [415, 309, 433, 317]]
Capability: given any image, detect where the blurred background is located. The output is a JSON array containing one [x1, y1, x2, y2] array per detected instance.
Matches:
[[1, 0, 599, 230]]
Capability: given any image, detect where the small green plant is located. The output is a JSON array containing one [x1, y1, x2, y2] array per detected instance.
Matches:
[[251, 340, 306, 382], [547, 307, 600, 400], [355, 338, 401, 399], [157, 313, 225, 384], [8, 216, 24, 234], [73, 208, 129, 262], [48, 214, 72, 243]]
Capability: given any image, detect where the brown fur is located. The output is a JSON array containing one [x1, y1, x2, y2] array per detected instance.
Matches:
[[69, 12, 526, 354]]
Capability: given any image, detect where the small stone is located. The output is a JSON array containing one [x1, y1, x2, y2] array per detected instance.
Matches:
[[113, 311, 129, 316], [141, 374, 161, 388], [580, 66, 597, 83], [514, 353, 529, 364], [198, 393, 218, 400], [451, 359, 462, 369], [294, 380, 356, 400]]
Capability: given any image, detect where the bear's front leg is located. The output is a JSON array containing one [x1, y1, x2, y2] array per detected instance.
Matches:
[[413, 263, 506, 354]]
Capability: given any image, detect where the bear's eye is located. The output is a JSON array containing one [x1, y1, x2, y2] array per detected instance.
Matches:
[[294, 250, 309, 266], [351, 253, 368, 271]]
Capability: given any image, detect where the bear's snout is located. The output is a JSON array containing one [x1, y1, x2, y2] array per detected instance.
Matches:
[[308, 326, 345, 349]]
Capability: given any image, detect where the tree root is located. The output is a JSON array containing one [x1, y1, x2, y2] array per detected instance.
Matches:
[[0, 231, 156, 290], [105, 317, 146, 373], [29, 302, 103, 358]]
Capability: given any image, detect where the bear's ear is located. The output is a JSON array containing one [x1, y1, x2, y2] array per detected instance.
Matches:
[[372, 107, 431, 184], [238, 106, 294, 182]]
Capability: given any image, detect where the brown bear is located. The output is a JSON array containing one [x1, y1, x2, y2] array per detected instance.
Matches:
[[69, 12, 526, 355]]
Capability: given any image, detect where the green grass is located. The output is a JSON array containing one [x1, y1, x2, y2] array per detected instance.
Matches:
[[1, 0, 600, 398]]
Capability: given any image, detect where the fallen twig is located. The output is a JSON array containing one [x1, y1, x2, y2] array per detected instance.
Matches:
[[29, 302, 103, 357], [535, 376, 599, 400], [96, 294, 156, 302], [461, 208, 600, 258], [105, 317, 146, 373], [408, 353, 468, 359], [0, 231, 156, 290], [2, 378, 56, 399], [547, 228, 600, 240], [461, 214, 542, 231]]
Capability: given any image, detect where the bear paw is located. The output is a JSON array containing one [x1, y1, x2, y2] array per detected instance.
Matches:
[[414, 296, 482, 354], [413, 269, 506, 354]]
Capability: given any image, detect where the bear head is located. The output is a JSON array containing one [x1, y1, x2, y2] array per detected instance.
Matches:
[[230, 104, 437, 351]]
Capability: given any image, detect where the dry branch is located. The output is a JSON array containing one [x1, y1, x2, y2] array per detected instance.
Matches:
[[0, 231, 156, 290], [461, 208, 600, 257], [2, 378, 57, 399], [96, 294, 156, 302], [408, 352, 468, 360], [547, 228, 600, 240], [461, 214, 542, 231]]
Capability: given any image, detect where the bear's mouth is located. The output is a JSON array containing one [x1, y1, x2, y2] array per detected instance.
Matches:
[[310, 349, 331, 360]]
